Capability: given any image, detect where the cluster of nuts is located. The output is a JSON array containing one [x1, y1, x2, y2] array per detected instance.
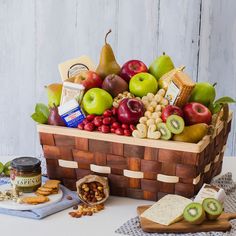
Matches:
[[113, 91, 139, 108], [0, 189, 22, 202], [132, 89, 169, 140], [69, 203, 104, 218], [78, 181, 105, 203]]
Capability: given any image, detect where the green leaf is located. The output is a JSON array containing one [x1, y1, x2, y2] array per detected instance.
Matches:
[[214, 96, 236, 104], [212, 103, 222, 114], [31, 112, 48, 124], [35, 103, 49, 118]]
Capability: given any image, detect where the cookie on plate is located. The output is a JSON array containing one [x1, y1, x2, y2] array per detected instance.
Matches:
[[43, 180, 60, 193], [21, 195, 49, 205]]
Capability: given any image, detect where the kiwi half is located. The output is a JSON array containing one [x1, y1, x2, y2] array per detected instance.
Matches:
[[202, 198, 223, 220], [157, 123, 172, 140], [0, 162, 4, 174], [183, 202, 206, 225], [166, 115, 185, 134]]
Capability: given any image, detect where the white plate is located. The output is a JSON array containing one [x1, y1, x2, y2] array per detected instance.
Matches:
[[0, 183, 63, 211]]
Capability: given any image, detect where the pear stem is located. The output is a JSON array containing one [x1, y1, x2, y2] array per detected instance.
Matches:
[[213, 82, 217, 87], [162, 52, 165, 55], [105, 29, 112, 44]]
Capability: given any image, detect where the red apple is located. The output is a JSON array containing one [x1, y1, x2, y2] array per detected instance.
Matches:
[[161, 105, 184, 122], [183, 102, 212, 125], [73, 71, 103, 91], [117, 98, 145, 124], [120, 60, 148, 82]]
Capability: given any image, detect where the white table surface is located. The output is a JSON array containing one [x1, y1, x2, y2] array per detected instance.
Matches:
[[0, 156, 235, 236]]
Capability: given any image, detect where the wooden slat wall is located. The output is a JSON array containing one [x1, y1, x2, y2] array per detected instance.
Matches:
[[0, 0, 235, 156]]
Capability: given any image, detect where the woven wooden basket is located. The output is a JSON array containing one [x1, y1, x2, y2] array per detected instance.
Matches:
[[37, 112, 232, 201]]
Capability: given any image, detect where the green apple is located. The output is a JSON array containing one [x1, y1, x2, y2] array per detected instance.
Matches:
[[45, 83, 63, 108], [149, 52, 174, 81], [82, 88, 113, 115], [129, 72, 158, 97], [189, 82, 216, 107]]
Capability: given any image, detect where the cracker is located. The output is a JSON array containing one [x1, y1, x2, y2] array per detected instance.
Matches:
[[22, 195, 49, 205], [44, 180, 60, 189], [36, 190, 51, 196], [37, 187, 53, 193]]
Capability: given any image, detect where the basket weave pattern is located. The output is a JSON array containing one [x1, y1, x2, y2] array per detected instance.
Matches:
[[39, 118, 231, 201]]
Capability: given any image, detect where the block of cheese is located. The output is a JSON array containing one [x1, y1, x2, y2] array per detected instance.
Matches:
[[140, 194, 192, 226]]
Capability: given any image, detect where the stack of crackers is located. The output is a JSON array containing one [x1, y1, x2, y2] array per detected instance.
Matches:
[[36, 180, 61, 196], [21, 180, 61, 205]]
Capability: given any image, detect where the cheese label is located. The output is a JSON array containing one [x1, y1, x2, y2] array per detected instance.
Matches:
[[58, 55, 96, 82]]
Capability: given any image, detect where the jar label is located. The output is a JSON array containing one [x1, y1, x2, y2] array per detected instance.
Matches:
[[11, 174, 41, 187]]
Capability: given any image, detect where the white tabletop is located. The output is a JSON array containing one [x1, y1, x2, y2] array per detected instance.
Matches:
[[0, 156, 235, 236]]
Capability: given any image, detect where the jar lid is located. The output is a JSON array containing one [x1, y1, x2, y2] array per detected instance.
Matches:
[[10, 157, 41, 172]]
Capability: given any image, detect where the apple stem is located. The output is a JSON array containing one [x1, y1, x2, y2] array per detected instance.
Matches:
[[180, 65, 186, 71], [105, 29, 112, 44], [213, 82, 217, 87]]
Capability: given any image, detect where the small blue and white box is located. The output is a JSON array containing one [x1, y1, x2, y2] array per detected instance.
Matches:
[[58, 99, 85, 128]]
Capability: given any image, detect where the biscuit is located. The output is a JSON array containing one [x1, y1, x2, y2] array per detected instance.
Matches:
[[44, 180, 60, 190], [22, 195, 49, 205], [37, 187, 53, 193], [36, 190, 51, 196]]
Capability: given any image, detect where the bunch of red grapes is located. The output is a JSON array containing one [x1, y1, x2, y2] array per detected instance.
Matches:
[[78, 107, 136, 136]]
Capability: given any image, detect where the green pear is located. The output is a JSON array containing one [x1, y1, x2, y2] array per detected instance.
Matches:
[[45, 83, 62, 108], [96, 30, 121, 79], [189, 82, 216, 107], [173, 123, 209, 143], [149, 52, 174, 81]]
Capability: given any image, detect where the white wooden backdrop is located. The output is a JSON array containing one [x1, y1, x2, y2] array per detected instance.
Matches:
[[0, 0, 235, 157]]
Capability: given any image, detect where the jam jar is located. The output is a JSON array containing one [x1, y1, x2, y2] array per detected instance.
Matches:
[[10, 157, 41, 193]]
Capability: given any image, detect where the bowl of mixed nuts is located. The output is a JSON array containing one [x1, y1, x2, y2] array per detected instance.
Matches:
[[76, 175, 109, 205]]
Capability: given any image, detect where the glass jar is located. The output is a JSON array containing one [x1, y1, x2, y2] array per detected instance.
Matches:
[[10, 157, 41, 193]]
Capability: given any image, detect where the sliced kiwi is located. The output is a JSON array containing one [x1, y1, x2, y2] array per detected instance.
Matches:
[[0, 162, 4, 174], [4, 161, 11, 176], [202, 198, 223, 220], [166, 115, 185, 134], [183, 202, 205, 225], [157, 123, 172, 140]]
